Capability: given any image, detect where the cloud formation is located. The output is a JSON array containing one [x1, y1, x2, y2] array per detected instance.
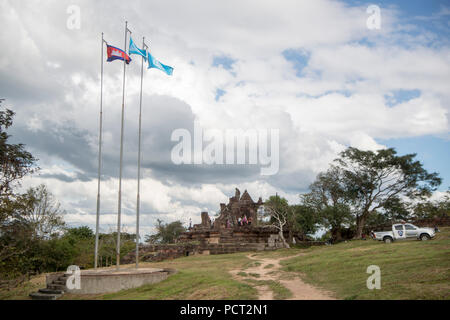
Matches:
[[1, 0, 449, 235]]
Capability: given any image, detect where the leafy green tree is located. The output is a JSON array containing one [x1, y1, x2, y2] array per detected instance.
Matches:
[[145, 219, 186, 244], [0, 219, 35, 279], [0, 101, 37, 206], [1, 185, 67, 278], [66, 226, 94, 239], [335, 147, 441, 238], [0, 101, 40, 280], [12, 184, 65, 239], [413, 190, 450, 219], [301, 166, 353, 240], [62, 226, 95, 269], [290, 205, 320, 238]]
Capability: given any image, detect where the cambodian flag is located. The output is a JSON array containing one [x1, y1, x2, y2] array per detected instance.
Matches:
[[106, 45, 132, 64]]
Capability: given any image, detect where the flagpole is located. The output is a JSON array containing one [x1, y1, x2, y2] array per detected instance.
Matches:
[[117, 21, 130, 270], [94, 32, 105, 270], [136, 37, 148, 269]]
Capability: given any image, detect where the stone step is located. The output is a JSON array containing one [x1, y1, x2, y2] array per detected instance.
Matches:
[[48, 284, 66, 291], [39, 288, 64, 295], [53, 280, 66, 285], [219, 240, 262, 244], [30, 292, 62, 300]]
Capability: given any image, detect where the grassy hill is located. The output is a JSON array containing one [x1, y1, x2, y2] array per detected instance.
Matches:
[[280, 226, 450, 300], [1, 227, 449, 300]]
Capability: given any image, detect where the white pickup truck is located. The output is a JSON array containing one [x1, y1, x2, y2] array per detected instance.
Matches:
[[372, 223, 436, 243]]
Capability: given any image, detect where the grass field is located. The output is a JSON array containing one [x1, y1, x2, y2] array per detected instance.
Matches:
[[1, 227, 449, 300], [281, 227, 450, 300]]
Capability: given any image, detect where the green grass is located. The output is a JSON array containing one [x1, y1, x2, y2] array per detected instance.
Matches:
[[65, 253, 258, 300], [248, 273, 260, 278], [281, 227, 450, 300], [2, 227, 449, 300], [100, 269, 255, 300], [264, 264, 275, 269], [243, 279, 292, 300], [0, 274, 46, 300], [242, 261, 261, 269]]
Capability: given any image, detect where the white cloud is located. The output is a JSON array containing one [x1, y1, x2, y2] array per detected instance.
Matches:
[[2, 0, 449, 236]]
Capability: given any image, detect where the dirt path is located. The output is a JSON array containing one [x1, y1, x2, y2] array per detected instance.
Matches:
[[230, 253, 335, 300]]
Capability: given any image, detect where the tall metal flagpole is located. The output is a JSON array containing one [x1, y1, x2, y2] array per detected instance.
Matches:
[[94, 32, 105, 269], [117, 21, 131, 270], [136, 37, 148, 269]]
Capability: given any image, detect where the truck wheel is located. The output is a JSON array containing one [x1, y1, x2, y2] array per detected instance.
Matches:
[[420, 234, 430, 241], [384, 237, 393, 244]]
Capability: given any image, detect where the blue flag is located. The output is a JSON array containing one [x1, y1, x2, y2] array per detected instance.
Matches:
[[147, 51, 173, 76], [129, 37, 147, 61]]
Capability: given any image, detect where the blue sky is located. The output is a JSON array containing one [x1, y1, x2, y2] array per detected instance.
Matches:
[[348, 0, 448, 15], [281, 0, 450, 192], [378, 136, 450, 191], [356, 0, 450, 191]]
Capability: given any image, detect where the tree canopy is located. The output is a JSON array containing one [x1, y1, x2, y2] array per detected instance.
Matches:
[[301, 147, 443, 240], [0, 103, 37, 201], [336, 147, 441, 237], [145, 219, 186, 244]]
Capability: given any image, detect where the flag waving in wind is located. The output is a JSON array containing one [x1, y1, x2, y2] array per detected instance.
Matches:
[[106, 44, 132, 64], [147, 51, 173, 76], [129, 37, 147, 61]]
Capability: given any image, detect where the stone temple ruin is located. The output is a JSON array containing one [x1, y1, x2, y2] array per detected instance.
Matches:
[[178, 188, 285, 253], [124, 188, 297, 263], [190, 188, 263, 231]]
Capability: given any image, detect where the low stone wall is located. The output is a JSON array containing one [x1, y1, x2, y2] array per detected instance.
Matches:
[[48, 268, 174, 295], [413, 216, 450, 227], [123, 243, 201, 264], [367, 216, 450, 233], [123, 227, 303, 263], [295, 241, 326, 247]]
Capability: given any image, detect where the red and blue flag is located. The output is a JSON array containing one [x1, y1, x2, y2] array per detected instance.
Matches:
[[106, 45, 132, 64]]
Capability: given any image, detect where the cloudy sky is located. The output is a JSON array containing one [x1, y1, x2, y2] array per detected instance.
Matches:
[[1, 0, 449, 236]]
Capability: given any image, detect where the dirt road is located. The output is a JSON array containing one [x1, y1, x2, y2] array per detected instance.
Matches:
[[230, 253, 335, 300]]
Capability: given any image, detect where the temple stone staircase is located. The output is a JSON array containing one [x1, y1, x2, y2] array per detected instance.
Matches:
[[29, 273, 69, 300]]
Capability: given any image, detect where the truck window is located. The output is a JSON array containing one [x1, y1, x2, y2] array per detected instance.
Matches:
[[405, 224, 416, 230], [394, 225, 403, 231]]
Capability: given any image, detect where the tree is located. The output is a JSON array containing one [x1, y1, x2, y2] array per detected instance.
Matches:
[[145, 219, 186, 244], [65, 226, 94, 239], [413, 190, 450, 219], [301, 167, 353, 241], [1, 185, 67, 279], [12, 184, 65, 239], [291, 204, 320, 238], [260, 196, 290, 248], [0, 101, 41, 280], [0, 101, 37, 205], [61, 226, 95, 269], [335, 147, 441, 238]]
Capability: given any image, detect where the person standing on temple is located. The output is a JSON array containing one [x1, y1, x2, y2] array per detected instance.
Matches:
[[243, 215, 248, 225]]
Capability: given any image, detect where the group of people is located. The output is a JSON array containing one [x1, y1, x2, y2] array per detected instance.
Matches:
[[223, 215, 254, 228], [238, 215, 252, 226]]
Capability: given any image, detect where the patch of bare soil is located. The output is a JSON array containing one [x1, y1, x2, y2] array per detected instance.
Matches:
[[230, 253, 335, 300]]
